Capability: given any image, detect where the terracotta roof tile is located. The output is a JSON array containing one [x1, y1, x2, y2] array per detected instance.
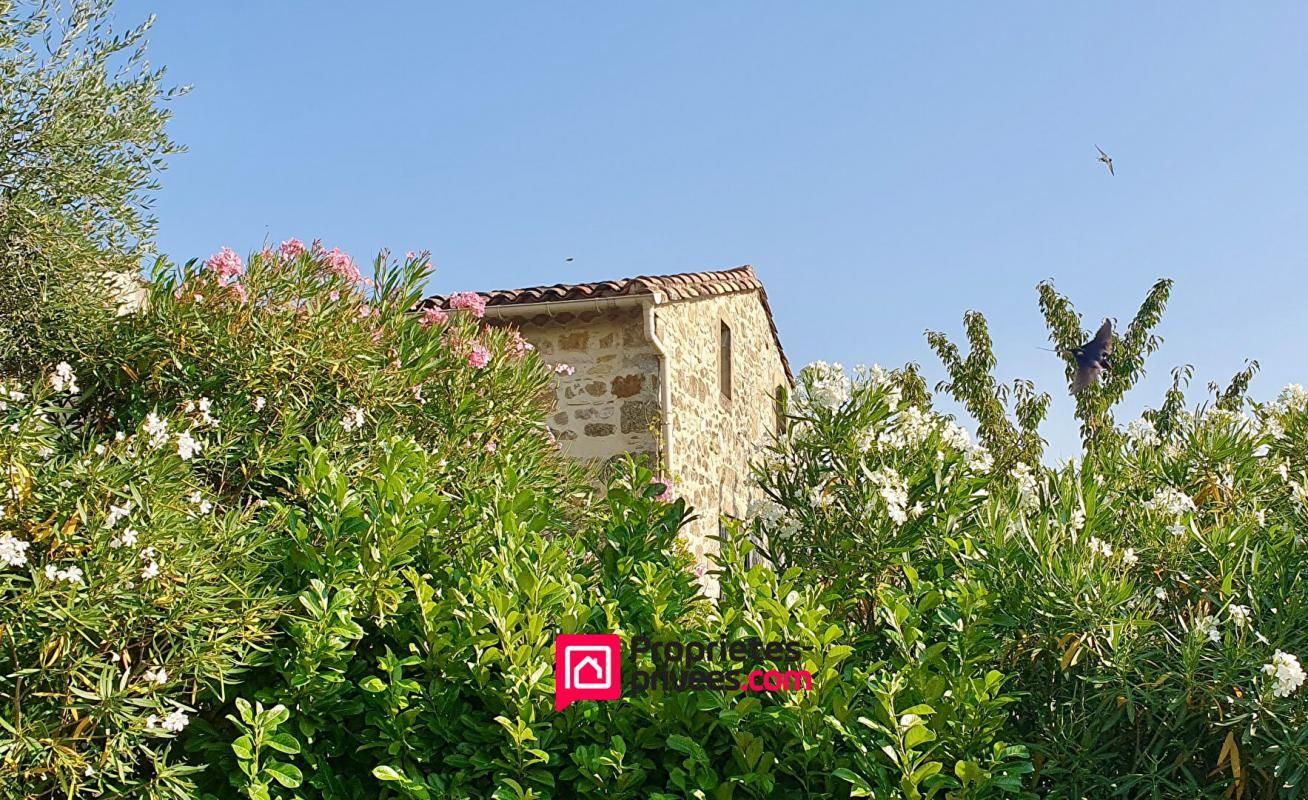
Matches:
[[422, 265, 792, 382]]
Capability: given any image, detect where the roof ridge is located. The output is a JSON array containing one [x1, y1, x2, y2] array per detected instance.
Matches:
[[420, 263, 791, 382]]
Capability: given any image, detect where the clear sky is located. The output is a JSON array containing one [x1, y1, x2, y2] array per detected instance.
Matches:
[[116, 2, 1308, 458]]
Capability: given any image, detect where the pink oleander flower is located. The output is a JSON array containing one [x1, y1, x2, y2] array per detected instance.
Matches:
[[328, 290, 341, 302], [507, 330, 534, 359], [553, 363, 576, 376], [321, 247, 364, 284], [651, 476, 673, 503], [358, 305, 373, 319], [259, 246, 273, 261], [420, 306, 448, 329], [228, 282, 249, 304], [448, 292, 487, 318], [279, 238, 306, 260], [693, 563, 707, 579], [205, 247, 244, 284], [369, 326, 384, 344], [485, 440, 497, 453], [466, 342, 491, 369]]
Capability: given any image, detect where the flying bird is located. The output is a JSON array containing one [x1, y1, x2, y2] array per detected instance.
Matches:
[[1067, 319, 1113, 394], [565, 257, 574, 262], [1096, 145, 1114, 176]]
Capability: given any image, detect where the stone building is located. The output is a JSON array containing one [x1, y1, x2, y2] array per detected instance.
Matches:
[[424, 266, 792, 574]]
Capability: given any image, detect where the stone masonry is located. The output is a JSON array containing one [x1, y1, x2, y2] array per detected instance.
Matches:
[[426, 266, 792, 590], [509, 308, 661, 466], [655, 291, 789, 568]]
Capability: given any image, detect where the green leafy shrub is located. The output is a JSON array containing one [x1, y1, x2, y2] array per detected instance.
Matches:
[[3, 223, 1305, 799], [2, 244, 590, 797], [749, 349, 1308, 797], [1, 0, 182, 376]]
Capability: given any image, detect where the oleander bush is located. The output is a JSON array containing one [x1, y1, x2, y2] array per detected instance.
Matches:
[[2, 242, 1041, 800], [1, 244, 593, 797], [748, 357, 1308, 798], [3, 233, 1307, 800]]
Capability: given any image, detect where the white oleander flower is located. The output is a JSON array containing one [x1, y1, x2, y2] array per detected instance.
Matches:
[[1088, 537, 1112, 558], [1194, 615, 1221, 644], [1227, 604, 1251, 628], [1262, 651, 1305, 698], [176, 431, 201, 460], [105, 502, 131, 529], [45, 563, 84, 584], [141, 561, 160, 580], [110, 527, 140, 549], [799, 361, 851, 411], [341, 406, 366, 432], [0, 534, 31, 567], [1144, 486, 1195, 517], [185, 397, 218, 427], [1122, 548, 1139, 566], [161, 709, 190, 732], [868, 467, 909, 524], [188, 490, 212, 514], [50, 361, 79, 394], [144, 413, 169, 448], [1274, 384, 1308, 415], [253, 396, 266, 412], [1126, 417, 1161, 447], [142, 667, 168, 685], [964, 445, 994, 475], [1010, 463, 1040, 510], [1154, 586, 1168, 600]]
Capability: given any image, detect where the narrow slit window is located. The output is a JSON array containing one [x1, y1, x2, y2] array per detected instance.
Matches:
[[720, 321, 732, 401]]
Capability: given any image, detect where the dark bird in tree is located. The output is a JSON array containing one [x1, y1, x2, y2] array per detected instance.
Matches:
[[1096, 145, 1114, 176], [1067, 319, 1113, 393]]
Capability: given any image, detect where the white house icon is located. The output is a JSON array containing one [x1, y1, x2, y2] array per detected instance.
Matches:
[[564, 645, 612, 690]]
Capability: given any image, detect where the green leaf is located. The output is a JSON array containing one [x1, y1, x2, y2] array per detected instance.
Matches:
[[359, 676, 387, 693], [231, 735, 254, 761], [235, 697, 255, 725], [911, 761, 942, 784], [904, 724, 936, 749], [265, 732, 301, 755], [954, 759, 989, 786], [373, 765, 404, 782], [833, 767, 875, 796], [263, 761, 303, 789], [262, 704, 290, 728]]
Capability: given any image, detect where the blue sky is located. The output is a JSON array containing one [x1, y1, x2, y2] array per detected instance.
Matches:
[[118, 2, 1308, 457]]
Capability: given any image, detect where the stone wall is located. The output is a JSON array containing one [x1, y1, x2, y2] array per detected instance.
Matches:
[[490, 292, 788, 593], [503, 308, 661, 467], [654, 291, 789, 576]]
